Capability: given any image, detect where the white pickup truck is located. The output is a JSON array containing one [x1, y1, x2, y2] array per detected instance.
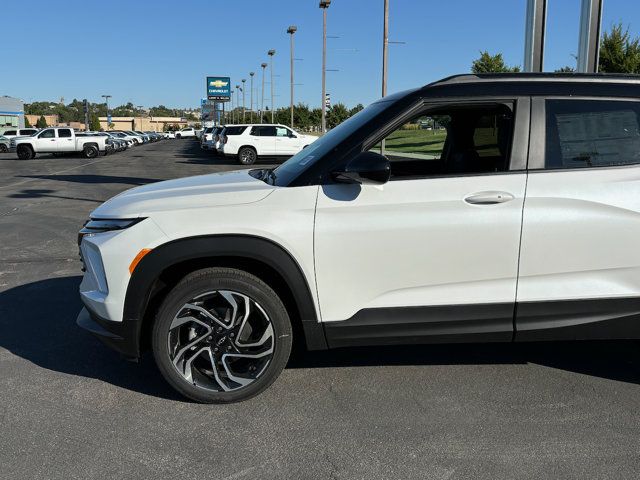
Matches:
[[10, 127, 111, 159]]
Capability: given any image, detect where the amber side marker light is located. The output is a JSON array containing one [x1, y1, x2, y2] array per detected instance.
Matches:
[[129, 248, 152, 274]]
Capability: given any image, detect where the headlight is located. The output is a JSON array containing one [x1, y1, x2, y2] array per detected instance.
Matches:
[[78, 218, 146, 245]]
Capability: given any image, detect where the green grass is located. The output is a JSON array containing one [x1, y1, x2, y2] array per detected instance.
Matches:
[[378, 127, 501, 157]]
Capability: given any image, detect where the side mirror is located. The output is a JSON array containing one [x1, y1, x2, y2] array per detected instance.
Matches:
[[331, 151, 390, 185]]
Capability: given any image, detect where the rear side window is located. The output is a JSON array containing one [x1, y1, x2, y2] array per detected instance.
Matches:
[[545, 99, 640, 169], [224, 126, 247, 136], [20, 129, 37, 136], [250, 126, 276, 136], [58, 129, 72, 138]]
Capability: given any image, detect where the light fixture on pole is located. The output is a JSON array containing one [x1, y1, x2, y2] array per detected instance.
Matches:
[[249, 72, 255, 122], [268, 49, 276, 123], [287, 25, 297, 128], [319, 0, 330, 133], [241, 78, 247, 122], [260, 63, 268, 123], [102, 94, 112, 130]]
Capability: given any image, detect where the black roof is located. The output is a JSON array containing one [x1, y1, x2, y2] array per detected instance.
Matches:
[[416, 72, 640, 98]]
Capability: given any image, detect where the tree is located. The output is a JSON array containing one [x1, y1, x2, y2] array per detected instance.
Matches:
[[36, 115, 47, 128], [555, 66, 575, 73], [471, 51, 520, 73], [326, 103, 350, 129], [349, 104, 364, 116], [89, 114, 101, 131], [24, 116, 32, 128], [599, 23, 640, 73]]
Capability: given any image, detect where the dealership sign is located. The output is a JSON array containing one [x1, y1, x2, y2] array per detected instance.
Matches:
[[206, 76, 231, 101]]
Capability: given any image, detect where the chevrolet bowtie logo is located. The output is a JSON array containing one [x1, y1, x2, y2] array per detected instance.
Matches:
[[210, 80, 228, 88]]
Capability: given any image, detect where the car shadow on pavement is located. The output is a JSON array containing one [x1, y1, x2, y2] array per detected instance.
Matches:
[[0, 276, 182, 401], [2, 276, 640, 402], [18, 174, 162, 185]]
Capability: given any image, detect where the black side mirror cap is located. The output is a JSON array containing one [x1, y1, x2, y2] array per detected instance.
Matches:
[[331, 150, 391, 185]]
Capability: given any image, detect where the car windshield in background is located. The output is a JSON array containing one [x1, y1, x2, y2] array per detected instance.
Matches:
[[272, 100, 392, 186]]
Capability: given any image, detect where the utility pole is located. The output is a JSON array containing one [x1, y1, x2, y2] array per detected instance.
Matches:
[[319, 0, 330, 133], [287, 25, 297, 128], [260, 63, 267, 123], [230, 90, 235, 123], [241, 79, 246, 122], [268, 49, 276, 123], [235, 85, 240, 123], [102, 94, 111, 130], [249, 72, 255, 122], [137, 105, 143, 131]]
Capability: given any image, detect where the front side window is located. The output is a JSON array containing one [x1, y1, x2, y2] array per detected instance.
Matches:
[[39, 129, 55, 138], [275, 126, 290, 137], [545, 99, 640, 169], [372, 104, 514, 180], [58, 129, 72, 138]]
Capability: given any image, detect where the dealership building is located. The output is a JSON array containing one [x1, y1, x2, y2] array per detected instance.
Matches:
[[0, 96, 25, 129]]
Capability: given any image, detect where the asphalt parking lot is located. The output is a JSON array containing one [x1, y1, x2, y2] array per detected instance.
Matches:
[[1, 139, 640, 480]]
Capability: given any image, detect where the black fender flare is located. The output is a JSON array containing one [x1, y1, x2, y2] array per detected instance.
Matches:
[[123, 235, 327, 356]]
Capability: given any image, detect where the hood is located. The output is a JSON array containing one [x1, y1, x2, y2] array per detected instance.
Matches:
[[91, 169, 274, 218]]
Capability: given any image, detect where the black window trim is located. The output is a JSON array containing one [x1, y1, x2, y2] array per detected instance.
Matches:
[[528, 96, 640, 172], [356, 96, 529, 182]]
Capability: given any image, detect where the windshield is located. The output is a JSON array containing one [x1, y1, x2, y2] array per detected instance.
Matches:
[[272, 101, 392, 186]]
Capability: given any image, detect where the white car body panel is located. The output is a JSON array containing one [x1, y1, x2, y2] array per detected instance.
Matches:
[[314, 174, 527, 321], [83, 171, 321, 323], [518, 166, 640, 302]]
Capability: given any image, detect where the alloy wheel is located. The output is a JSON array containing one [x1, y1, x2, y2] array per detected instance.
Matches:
[[168, 290, 275, 392]]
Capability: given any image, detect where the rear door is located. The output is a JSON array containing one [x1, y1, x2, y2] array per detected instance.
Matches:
[[252, 126, 276, 155], [57, 128, 75, 152], [516, 97, 640, 340]]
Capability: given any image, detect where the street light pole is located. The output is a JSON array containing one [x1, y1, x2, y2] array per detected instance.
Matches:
[[241, 78, 246, 122], [235, 85, 240, 123], [382, 0, 389, 98], [319, 1, 330, 133], [136, 105, 143, 131], [230, 90, 235, 123], [102, 94, 112, 130], [268, 49, 276, 123], [287, 25, 297, 128], [260, 63, 267, 123], [249, 72, 255, 122]]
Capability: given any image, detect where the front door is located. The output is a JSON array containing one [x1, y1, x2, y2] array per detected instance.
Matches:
[[314, 99, 530, 346], [34, 128, 58, 151]]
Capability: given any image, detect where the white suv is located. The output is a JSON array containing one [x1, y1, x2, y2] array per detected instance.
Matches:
[[77, 74, 640, 403], [217, 124, 315, 164], [176, 127, 196, 139]]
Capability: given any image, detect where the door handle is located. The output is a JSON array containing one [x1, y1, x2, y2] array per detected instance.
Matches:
[[464, 191, 514, 205]]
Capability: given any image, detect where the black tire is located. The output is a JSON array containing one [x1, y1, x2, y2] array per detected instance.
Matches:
[[17, 145, 34, 160], [238, 146, 257, 165], [83, 145, 99, 159], [176, 134, 182, 139], [0, 144, 7, 153], [152, 267, 292, 404]]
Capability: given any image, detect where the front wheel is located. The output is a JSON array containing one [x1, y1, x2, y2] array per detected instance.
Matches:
[[238, 146, 257, 165], [17, 145, 34, 160], [0, 144, 7, 153], [152, 267, 292, 403], [176, 134, 182, 139]]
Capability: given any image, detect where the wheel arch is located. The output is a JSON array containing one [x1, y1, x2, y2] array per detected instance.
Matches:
[[124, 234, 327, 358]]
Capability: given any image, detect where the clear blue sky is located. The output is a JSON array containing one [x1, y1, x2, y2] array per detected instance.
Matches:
[[3, 0, 639, 110]]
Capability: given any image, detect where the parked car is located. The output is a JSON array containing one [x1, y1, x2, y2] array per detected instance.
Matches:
[[11, 127, 110, 159], [107, 131, 136, 147], [201, 126, 223, 151], [217, 124, 315, 164], [0, 135, 10, 152], [201, 126, 215, 143], [163, 131, 176, 139], [77, 73, 640, 404], [176, 127, 196, 139], [0, 127, 39, 139]]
